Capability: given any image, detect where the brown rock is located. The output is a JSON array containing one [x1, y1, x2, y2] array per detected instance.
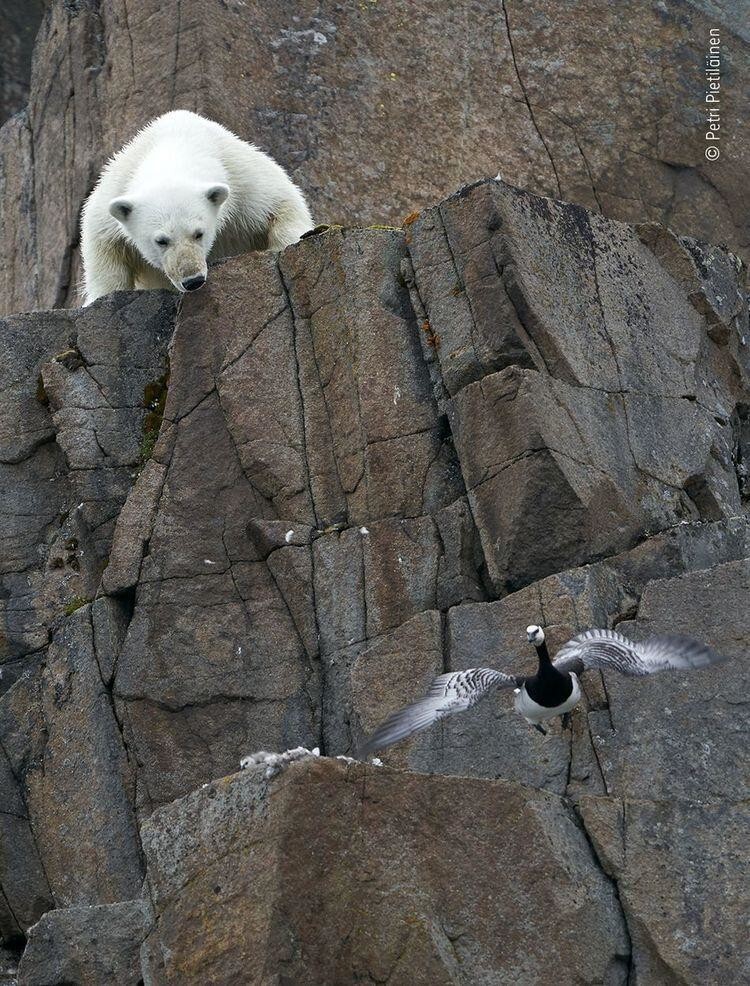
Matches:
[[0, 292, 174, 685], [581, 796, 750, 984], [340, 608, 444, 761], [107, 230, 481, 809], [383, 518, 750, 801], [0, 726, 52, 942], [0, 110, 36, 315], [588, 557, 750, 803], [1, 1, 748, 315], [2, 608, 143, 909], [409, 180, 746, 591], [141, 757, 629, 985]]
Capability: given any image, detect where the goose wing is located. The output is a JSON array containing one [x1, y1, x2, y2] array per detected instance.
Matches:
[[360, 667, 520, 756], [552, 628, 726, 677]]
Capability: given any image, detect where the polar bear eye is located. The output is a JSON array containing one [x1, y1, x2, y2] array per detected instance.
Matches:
[[155, 236, 170, 247], [194, 230, 203, 241]]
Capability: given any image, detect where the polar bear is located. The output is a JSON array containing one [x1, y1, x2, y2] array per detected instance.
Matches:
[[80, 110, 313, 305]]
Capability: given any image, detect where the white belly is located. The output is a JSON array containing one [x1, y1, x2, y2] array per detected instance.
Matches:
[[514, 673, 581, 724]]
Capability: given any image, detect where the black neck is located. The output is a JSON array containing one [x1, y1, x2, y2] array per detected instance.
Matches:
[[535, 641, 552, 668]]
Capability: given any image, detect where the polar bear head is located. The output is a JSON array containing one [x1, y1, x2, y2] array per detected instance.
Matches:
[[108, 181, 230, 292]]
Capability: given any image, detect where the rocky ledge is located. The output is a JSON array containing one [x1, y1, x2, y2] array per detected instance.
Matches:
[[1, 178, 749, 984]]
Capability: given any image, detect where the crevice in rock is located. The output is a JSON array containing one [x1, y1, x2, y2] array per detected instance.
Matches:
[[435, 205, 482, 370], [275, 260, 323, 528], [732, 402, 750, 501], [170, 0, 183, 108], [86, 604, 147, 875], [116, 692, 288, 714], [402, 248, 503, 597], [400, 254, 450, 409], [430, 514, 445, 610], [0, 676, 54, 903], [440, 609, 450, 676], [564, 716, 574, 793], [308, 544, 325, 755], [132, 461, 171, 588], [215, 403, 281, 523], [223, 524, 321, 752], [568, 800, 634, 984], [578, 696, 611, 797], [0, 885, 25, 945], [500, 1, 562, 198], [683, 471, 725, 523], [115, 697, 156, 819], [358, 530, 369, 654], [139, 361, 170, 467], [598, 675, 617, 738], [541, 105, 604, 213], [218, 305, 289, 375], [304, 325, 355, 516], [489, 251, 555, 380]]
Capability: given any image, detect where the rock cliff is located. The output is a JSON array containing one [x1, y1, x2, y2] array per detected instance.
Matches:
[[2, 1, 750, 981], [1, 174, 749, 983], [0, 0, 748, 315]]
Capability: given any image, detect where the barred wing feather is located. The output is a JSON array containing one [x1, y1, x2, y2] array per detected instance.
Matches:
[[360, 668, 518, 756], [553, 628, 726, 677]]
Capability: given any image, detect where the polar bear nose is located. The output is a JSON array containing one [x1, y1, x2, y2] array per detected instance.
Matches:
[[182, 274, 206, 291]]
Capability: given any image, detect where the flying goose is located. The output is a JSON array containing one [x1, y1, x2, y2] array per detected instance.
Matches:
[[360, 624, 727, 755]]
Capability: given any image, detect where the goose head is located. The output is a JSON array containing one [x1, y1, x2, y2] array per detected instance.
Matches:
[[526, 624, 545, 645]]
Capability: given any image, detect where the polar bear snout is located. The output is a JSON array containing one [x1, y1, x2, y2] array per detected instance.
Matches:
[[182, 274, 206, 291], [162, 244, 208, 293]]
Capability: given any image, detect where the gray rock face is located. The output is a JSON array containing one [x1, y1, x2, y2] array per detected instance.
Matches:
[[410, 183, 748, 592], [0, 291, 174, 683], [6, 608, 143, 910], [1, 175, 748, 983], [0, 0, 748, 315], [0, 2, 45, 126], [581, 795, 750, 984], [140, 757, 630, 986], [17, 899, 151, 986], [0, 291, 172, 948]]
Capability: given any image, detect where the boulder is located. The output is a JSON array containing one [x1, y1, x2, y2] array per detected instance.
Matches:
[[140, 757, 630, 985]]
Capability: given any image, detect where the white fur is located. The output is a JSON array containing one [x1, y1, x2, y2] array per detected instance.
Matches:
[[514, 672, 581, 724], [80, 110, 313, 305]]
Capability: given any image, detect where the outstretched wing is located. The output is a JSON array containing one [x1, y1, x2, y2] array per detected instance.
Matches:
[[553, 628, 727, 677], [360, 668, 519, 757]]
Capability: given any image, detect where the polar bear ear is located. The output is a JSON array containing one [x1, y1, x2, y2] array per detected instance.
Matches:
[[109, 198, 134, 222], [206, 184, 229, 207]]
